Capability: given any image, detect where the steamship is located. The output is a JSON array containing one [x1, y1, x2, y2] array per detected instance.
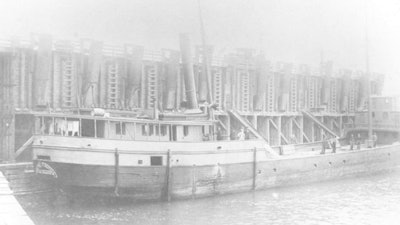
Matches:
[[31, 35, 400, 201]]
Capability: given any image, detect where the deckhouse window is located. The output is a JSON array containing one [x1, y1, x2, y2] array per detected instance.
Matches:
[[82, 119, 95, 137], [161, 125, 168, 136], [42, 117, 54, 135], [141, 124, 148, 136], [54, 118, 66, 135], [150, 156, 163, 166], [66, 118, 80, 136], [183, 126, 189, 136], [116, 122, 126, 135], [96, 120, 105, 138], [383, 112, 389, 120]]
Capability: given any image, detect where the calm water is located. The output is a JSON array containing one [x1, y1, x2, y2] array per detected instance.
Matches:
[[18, 170, 400, 225]]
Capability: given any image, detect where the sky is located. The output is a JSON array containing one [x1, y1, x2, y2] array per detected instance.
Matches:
[[0, 0, 399, 95]]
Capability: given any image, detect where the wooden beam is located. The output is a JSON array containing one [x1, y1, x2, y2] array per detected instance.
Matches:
[[14, 136, 33, 159], [269, 118, 289, 145]]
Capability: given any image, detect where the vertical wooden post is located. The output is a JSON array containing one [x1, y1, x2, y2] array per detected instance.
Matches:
[[311, 121, 315, 142], [277, 116, 282, 145], [252, 147, 257, 190], [227, 115, 231, 140], [94, 119, 97, 138], [79, 118, 82, 137], [114, 148, 119, 196], [166, 149, 172, 201], [299, 116, 304, 143]]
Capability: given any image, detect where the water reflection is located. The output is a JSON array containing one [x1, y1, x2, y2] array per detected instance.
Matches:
[[19, 171, 400, 225]]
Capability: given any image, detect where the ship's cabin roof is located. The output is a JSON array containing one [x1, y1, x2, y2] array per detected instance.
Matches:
[[33, 113, 219, 142]]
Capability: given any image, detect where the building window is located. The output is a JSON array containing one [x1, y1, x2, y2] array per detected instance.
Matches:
[[116, 122, 126, 135], [183, 126, 189, 136], [150, 156, 162, 166]]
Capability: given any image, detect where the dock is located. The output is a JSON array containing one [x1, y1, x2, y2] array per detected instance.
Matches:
[[0, 171, 34, 225]]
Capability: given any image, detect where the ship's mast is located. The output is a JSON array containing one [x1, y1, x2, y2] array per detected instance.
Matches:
[[365, 0, 373, 147]]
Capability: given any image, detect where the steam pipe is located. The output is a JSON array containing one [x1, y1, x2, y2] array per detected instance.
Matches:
[[179, 34, 199, 109]]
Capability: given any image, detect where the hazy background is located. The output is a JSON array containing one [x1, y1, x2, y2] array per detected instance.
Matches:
[[0, 0, 399, 94]]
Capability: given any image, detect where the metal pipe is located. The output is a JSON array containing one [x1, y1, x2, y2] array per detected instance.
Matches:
[[365, 0, 373, 147]]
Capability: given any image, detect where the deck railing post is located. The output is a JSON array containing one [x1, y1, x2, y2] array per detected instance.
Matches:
[[166, 149, 172, 201]]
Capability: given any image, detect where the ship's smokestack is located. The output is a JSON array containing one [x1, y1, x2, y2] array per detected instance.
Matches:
[[180, 34, 199, 110]]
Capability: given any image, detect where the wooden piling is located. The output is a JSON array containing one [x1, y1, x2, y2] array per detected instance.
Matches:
[[191, 164, 197, 198], [252, 147, 257, 190], [114, 148, 119, 196]]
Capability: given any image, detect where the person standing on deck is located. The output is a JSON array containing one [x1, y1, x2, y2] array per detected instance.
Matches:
[[216, 127, 223, 141], [372, 133, 378, 147], [321, 138, 328, 154], [350, 134, 355, 150], [331, 138, 337, 153], [244, 128, 250, 140], [237, 127, 245, 141], [230, 129, 236, 140], [357, 133, 361, 150]]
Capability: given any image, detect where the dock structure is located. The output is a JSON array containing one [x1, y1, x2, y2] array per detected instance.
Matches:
[[0, 171, 34, 225], [0, 35, 384, 162]]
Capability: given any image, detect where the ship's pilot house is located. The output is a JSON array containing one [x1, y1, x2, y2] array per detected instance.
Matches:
[[348, 96, 400, 144]]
